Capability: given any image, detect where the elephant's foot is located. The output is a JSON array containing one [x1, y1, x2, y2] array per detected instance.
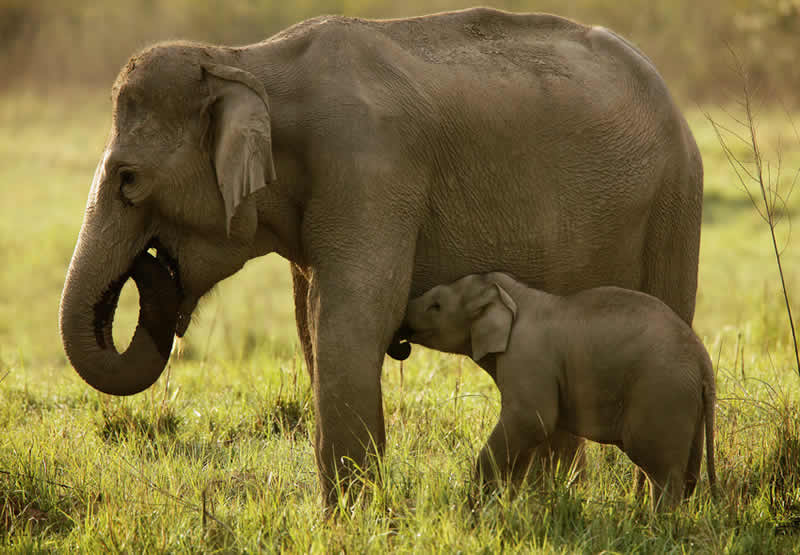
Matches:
[[318, 446, 384, 512]]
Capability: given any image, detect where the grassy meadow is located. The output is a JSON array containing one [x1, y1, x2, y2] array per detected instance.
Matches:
[[1, 87, 800, 551]]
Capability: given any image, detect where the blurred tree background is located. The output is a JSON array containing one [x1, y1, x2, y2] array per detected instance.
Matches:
[[1, 0, 798, 103]]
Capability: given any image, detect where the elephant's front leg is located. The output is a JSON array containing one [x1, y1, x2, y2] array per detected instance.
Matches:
[[307, 266, 411, 503], [477, 402, 557, 493], [529, 429, 587, 483]]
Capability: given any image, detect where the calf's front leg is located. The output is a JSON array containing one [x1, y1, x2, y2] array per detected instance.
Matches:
[[476, 399, 558, 494]]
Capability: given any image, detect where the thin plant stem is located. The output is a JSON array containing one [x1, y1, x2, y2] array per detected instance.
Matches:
[[704, 47, 800, 379]]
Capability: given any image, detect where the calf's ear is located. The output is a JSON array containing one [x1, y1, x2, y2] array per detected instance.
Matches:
[[468, 282, 517, 361]]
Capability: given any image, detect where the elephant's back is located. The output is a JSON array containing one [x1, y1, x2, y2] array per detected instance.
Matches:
[[559, 288, 708, 378], [367, 8, 590, 74], [565, 287, 706, 361], [275, 9, 678, 139], [291, 9, 684, 161], [275, 8, 603, 83]]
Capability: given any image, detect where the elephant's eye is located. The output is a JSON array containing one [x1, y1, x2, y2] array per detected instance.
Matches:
[[119, 170, 136, 206], [428, 302, 441, 312], [120, 169, 135, 187]]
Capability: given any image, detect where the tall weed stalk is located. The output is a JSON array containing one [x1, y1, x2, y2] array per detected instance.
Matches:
[[704, 48, 800, 378]]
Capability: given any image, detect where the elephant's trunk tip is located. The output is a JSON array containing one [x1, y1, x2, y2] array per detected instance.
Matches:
[[60, 246, 181, 396]]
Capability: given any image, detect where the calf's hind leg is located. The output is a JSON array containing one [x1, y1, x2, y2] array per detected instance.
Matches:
[[635, 458, 686, 510], [683, 415, 705, 498], [623, 388, 698, 510]]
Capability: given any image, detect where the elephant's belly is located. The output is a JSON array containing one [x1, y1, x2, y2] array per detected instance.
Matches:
[[410, 231, 644, 300], [410, 172, 651, 296], [560, 405, 625, 446]]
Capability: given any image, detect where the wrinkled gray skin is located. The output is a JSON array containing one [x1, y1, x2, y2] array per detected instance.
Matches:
[[58, 8, 703, 503], [405, 273, 716, 509]]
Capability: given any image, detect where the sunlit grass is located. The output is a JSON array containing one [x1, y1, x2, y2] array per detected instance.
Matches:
[[1, 93, 799, 551]]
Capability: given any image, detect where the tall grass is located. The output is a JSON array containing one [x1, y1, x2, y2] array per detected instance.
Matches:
[[1, 340, 799, 550]]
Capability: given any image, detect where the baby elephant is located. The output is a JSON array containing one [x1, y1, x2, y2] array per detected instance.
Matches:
[[404, 272, 716, 509]]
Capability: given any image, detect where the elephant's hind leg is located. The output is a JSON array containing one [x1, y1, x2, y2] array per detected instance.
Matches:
[[641, 462, 686, 511], [291, 264, 315, 381], [625, 429, 688, 510], [684, 415, 705, 498], [641, 177, 702, 326], [623, 389, 697, 510]]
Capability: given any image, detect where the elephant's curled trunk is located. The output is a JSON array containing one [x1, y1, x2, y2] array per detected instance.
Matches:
[[59, 250, 180, 396]]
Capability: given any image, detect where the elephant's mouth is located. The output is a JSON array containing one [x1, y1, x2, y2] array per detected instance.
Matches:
[[150, 237, 181, 291], [93, 237, 184, 352], [386, 324, 413, 361]]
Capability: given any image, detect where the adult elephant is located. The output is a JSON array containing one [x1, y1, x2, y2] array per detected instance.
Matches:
[[59, 8, 703, 502]]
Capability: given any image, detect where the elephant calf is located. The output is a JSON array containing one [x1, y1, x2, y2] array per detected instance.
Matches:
[[402, 272, 716, 509]]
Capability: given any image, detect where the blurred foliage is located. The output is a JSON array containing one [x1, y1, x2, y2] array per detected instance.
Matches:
[[1, 0, 799, 102]]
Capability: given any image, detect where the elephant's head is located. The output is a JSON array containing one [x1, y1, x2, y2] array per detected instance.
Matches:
[[59, 43, 279, 395], [404, 274, 517, 361]]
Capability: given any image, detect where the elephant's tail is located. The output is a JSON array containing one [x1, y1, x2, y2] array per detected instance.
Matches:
[[702, 356, 717, 490]]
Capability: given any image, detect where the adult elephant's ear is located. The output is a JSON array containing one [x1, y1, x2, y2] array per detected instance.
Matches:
[[203, 64, 277, 236]]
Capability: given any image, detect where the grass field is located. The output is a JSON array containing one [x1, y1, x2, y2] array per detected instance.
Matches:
[[1, 90, 799, 552]]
